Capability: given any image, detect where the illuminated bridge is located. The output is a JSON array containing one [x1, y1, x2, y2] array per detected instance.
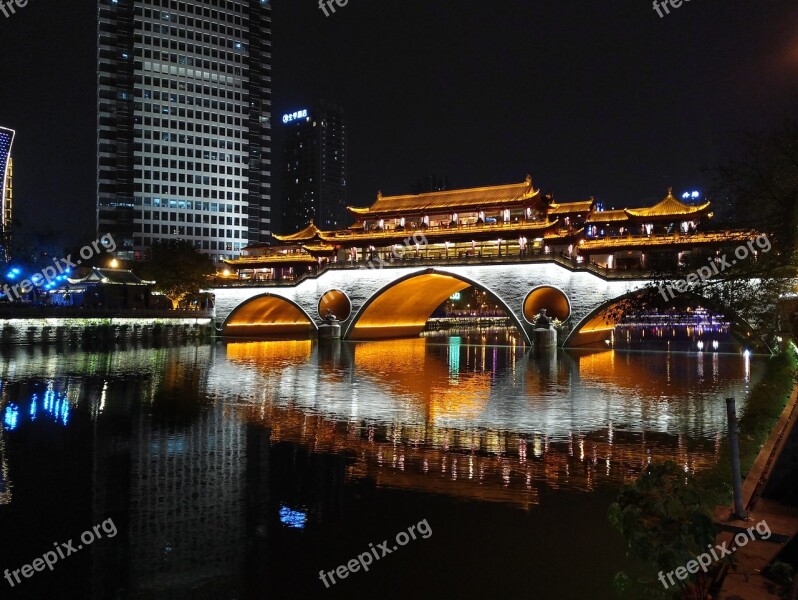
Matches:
[[212, 179, 762, 347], [210, 258, 756, 347]]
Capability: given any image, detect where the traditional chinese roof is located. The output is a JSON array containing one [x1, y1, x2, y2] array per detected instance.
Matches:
[[273, 221, 323, 243], [586, 209, 629, 224], [546, 199, 594, 216], [347, 176, 540, 217], [624, 189, 710, 220], [578, 230, 754, 254], [544, 228, 585, 242], [319, 218, 558, 245], [67, 268, 149, 285], [224, 254, 318, 267], [302, 242, 337, 254]]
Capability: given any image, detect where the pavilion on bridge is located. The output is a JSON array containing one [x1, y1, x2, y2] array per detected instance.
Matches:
[[223, 176, 755, 281]]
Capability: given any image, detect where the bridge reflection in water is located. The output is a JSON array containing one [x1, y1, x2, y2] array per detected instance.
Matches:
[[0, 338, 764, 598], [221, 335, 760, 508]]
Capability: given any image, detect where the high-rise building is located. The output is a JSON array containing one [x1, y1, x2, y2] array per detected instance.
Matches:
[[281, 102, 346, 234], [97, 0, 272, 262], [0, 127, 14, 263]]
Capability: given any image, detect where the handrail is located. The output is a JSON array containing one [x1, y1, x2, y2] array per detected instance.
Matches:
[[209, 252, 648, 289]]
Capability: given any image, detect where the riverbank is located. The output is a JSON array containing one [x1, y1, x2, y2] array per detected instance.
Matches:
[[709, 343, 798, 598], [0, 313, 214, 345], [695, 344, 798, 508]]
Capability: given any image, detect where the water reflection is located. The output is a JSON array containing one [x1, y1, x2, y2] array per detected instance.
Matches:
[[0, 338, 764, 598], [215, 336, 759, 509]]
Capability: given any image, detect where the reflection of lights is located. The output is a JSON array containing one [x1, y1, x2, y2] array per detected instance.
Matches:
[[712, 340, 719, 351], [743, 350, 751, 382], [279, 505, 307, 529], [448, 336, 461, 380], [6, 389, 71, 430], [3, 405, 19, 430]]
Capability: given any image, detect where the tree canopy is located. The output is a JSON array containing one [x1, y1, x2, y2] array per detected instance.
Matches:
[[135, 240, 216, 307]]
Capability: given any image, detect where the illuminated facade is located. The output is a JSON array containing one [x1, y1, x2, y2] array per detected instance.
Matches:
[[0, 127, 14, 263], [97, 0, 272, 262], [281, 102, 347, 233], [227, 176, 743, 278]]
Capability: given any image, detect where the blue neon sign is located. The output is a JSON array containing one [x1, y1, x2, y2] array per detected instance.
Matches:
[[282, 109, 308, 124]]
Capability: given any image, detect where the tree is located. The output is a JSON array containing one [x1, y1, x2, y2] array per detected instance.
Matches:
[[713, 116, 798, 264], [135, 240, 215, 307], [608, 461, 718, 599], [600, 117, 798, 342]]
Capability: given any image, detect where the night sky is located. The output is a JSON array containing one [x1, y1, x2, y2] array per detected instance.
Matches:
[[1, 0, 796, 245]]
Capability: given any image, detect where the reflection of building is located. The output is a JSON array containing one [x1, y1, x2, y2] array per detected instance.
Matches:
[[97, 0, 273, 262], [0, 127, 14, 262], [281, 103, 347, 233], [226, 176, 751, 278]]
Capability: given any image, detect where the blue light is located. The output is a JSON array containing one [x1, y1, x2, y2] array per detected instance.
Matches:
[[279, 505, 307, 529], [3, 404, 19, 431], [6, 271, 16, 279], [11, 268, 20, 275], [691, 191, 700, 199], [282, 109, 309, 124]]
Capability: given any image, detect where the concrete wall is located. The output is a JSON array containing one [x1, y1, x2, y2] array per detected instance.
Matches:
[[212, 263, 650, 342]]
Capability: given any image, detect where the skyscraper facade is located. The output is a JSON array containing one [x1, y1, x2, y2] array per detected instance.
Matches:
[[281, 102, 346, 234], [97, 0, 272, 262], [0, 127, 14, 263]]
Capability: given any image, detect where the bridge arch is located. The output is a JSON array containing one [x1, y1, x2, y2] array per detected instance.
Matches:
[[563, 288, 768, 351], [221, 292, 317, 337], [344, 268, 531, 343]]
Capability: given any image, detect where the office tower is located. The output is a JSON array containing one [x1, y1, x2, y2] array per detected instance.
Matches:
[[281, 102, 347, 233], [0, 127, 14, 263], [97, 0, 272, 262]]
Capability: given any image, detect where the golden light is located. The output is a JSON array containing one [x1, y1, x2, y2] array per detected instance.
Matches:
[[349, 273, 471, 340], [223, 269, 231, 277], [223, 294, 314, 336], [110, 258, 119, 268]]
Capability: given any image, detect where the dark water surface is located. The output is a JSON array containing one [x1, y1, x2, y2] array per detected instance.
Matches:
[[0, 336, 764, 599]]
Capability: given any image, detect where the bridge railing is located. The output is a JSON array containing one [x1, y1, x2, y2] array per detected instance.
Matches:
[[210, 252, 645, 288]]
